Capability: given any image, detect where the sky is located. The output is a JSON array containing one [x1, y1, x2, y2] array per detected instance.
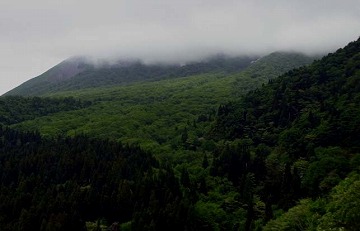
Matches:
[[0, 0, 359, 95]]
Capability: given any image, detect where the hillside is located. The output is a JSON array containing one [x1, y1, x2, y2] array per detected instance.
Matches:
[[0, 96, 91, 125], [0, 126, 188, 230], [4, 55, 257, 96], [1, 48, 340, 230], [9, 52, 315, 158], [232, 51, 316, 96], [4, 56, 92, 96], [208, 37, 360, 230]]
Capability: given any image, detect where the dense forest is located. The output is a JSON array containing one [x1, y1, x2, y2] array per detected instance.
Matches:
[[0, 37, 359, 230], [0, 126, 193, 230], [208, 37, 360, 230], [9, 52, 314, 158], [0, 96, 91, 126]]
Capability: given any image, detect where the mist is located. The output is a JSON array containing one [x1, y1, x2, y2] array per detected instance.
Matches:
[[1, 0, 360, 94]]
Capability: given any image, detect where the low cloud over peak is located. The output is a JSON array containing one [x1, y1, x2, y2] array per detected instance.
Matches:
[[1, 0, 359, 94]]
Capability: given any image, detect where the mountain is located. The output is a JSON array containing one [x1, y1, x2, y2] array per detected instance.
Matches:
[[4, 56, 92, 96], [0, 46, 338, 230], [4, 55, 258, 96], [8, 52, 315, 156]]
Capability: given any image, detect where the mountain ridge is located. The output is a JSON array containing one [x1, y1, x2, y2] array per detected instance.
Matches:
[[4, 51, 317, 97], [4, 54, 259, 96]]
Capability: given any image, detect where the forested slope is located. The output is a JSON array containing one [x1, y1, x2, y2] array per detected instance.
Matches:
[[232, 51, 316, 96], [0, 96, 91, 125], [0, 126, 190, 231], [9, 52, 314, 158], [207, 37, 360, 230], [0, 46, 339, 230]]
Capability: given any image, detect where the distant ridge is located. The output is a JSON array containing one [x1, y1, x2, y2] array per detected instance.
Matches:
[[4, 55, 258, 96]]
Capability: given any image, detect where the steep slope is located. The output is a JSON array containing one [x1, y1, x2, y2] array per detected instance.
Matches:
[[209, 37, 360, 229], [4, 55, 257, 96], [4, 56, 92, 96]]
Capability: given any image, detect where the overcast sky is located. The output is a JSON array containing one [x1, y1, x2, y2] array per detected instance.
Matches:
[[1, 0, 359, 95]]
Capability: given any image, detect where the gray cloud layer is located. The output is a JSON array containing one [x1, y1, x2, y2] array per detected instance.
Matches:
[[1, 0, 359, 94]]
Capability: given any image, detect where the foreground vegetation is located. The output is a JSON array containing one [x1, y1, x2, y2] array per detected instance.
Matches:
[[0, 127, 189, 230], [208, 37, 360, 230]]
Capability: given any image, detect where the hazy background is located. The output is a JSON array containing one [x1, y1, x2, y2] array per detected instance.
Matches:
[[1, 0, 359, 95]]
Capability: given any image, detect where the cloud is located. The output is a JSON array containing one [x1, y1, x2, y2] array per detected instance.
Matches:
[[1, 0, 360, 94]]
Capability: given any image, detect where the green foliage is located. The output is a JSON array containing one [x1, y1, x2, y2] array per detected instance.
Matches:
[[210, 37, 360, 228], [303, 147, 349, 195], [232, 52, 315, 97], [264, 171, 360, 231], [6, 52, 314, 164], [189, 176, 248, 231], [263, 199, 320, 231], [12, 74, 231, 150], [0, 96, 91, 125], [213, 38, 360, 148], [318, 172, 360, 230], [0, 126, 189, 231], [192, 200, 228, 230]]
